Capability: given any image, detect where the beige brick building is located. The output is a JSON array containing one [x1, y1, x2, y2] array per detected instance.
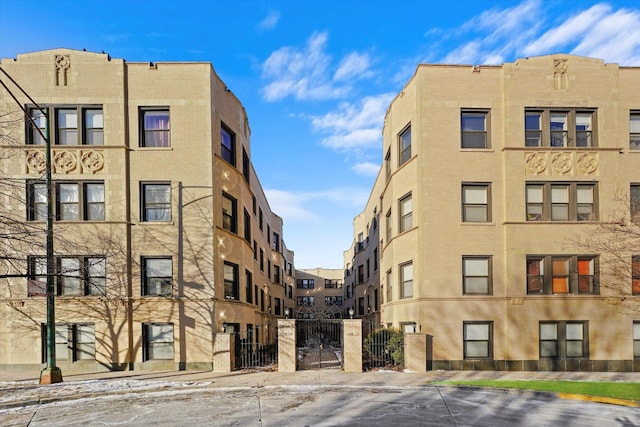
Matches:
[[294, 268, 344, 319], [347, 54, 640, 371], [0, 49, 294, 373]]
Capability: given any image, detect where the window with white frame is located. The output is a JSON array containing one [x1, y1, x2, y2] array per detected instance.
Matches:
[[540, 321, 588, 359], [28, 181, 105, 221], [42, 323, 96, 362], [463, 321, 493, 359], [463, 256, 492, 295], [400, 261, 413, 298], [527, 255, 598, 295], [399, 193, 413, 232], [524, 109, 596, 147], [141, 183, 171, 222], [143, 323, 174, 361], [142, 257, 172, 296], [27, 106, 103, 145], [140, 108, 170, 147], [526, 183, 597, 221], [461, 110, 489, 148], [462, 183, 490, 222]]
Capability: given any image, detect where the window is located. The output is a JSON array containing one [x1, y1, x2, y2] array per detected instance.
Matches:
[[357, 265, 365, 284], [463, 322, 493, 359], [324, 279, 342, 288], [399, 125, 411, 166], [296, 279, 314, 289], [540, 321, 588, 359], [373, 248, 378, 271], [297, 296, 315, 306], [358, 297, 365, 316], [245, 270, 253, 304], [242, 148, 250, 182], [524, 109, 596, 147], [631, 112, 640, 150], [143, 323, 174, 361], [142, 257, 172, 296], [325, 296, 343, 306], [631, 185, 640, 223], [461, 110, 489, 148], [399, 193, 413, 232], [275, 298, 282, 316], [224, 262, 239, 300], [527, 255, 598, 295], [386, 270, 392, 303], [385, 209, 392, 243], [634, 321, 640, 358], [463, 256, 492, 295], [27, 106, 103, 145], [140, 108, 170, 147], [243, 208, 251, 242], [400, 262, 413, 298], [385, 149, 391, 181], [526, 183, 596, 221], [632, 256, 640, 295], [42, 323, 95, 362], [273, 265, 281, 284], [141, 183, 171, 222], [462, 183, 490, 222], [221, 193, 237, 233], [273, 232, 280, 252], [259, 249, 264, 271], [221, 124, 235, 166], [259, 208, 263, 230], [28, 256, 105, 297], [28, 181, 104, 221]]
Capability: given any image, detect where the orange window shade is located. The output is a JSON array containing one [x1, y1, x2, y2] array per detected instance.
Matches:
[[577, 259, 592, 275], [552, 278, 569, 293], [633, 279, 640, 295]]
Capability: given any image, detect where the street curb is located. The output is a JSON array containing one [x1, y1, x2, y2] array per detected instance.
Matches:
[[558, 392, 639, 407]]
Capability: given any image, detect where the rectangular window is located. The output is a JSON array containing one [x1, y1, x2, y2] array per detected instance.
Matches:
[[141, 183, 171, 222], [242, 148, 250, 182], [243, 208, 251, 242], [634, 321, 640, 358], [385, 149, 391, 181], [463, 322, 493, 359], [42, 323, 95, 362], [221, 124, 235, 166], [57, 108, 78, 145], [526, 183, 597, 222], [143, 323, 174, 361], [142, 257, 172, 296], [632, 256, 640, 295], [631, 112, 640, 150], [296, 279, 314, 289], [461, 110, 489, 148], [524, 109, 596, 147], [324, 279, 342, 288], [221, 192, 237, 233], [29, 109, 47, 145], [358, 297, 365, 316], [385, 208, 392, 242], [400, 262, 413, 299], [399, 193, 413, 232], [224, 262, 239, 300], [462, 183, 490, 222], [357, 265, 365, 284], [527, 255, 598, 295], [399, 125, 412, 166], [631, 184, 640, 223], [297, 296, 315, 306], [28, 181, 104, 221], [84, 109, 104, 145], [325, 296, 343, 306], [140, 108, 170, 147], [245, 270, 253, 304], [386, 270, 392, 303], [84, 183, 105, 220], [28, 106, 103, 145], [275, 297, 281, 316], [29, 256, 105, 297], [260, 249, 264, 271], [463, 256, 492, 295], [273, 232, 280, 252], [57, 183, 79, 220], [540, 321, 588, 359], [273, 265, 281, 284]]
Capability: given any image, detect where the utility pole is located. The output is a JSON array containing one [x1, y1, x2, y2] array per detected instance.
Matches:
[[0, 67, 62, 384]]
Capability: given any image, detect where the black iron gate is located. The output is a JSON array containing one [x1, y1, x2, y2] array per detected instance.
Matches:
[[296, 319, 343, 370]]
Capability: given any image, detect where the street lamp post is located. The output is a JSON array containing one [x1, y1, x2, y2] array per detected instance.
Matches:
[[349, 307, 354, 319]]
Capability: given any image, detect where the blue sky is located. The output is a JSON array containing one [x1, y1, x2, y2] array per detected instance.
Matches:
[[2, 0, 640, 268]]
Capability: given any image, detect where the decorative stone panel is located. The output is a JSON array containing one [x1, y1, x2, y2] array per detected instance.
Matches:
[[25, 149, 104, 175], [525, 151, 598, 176]]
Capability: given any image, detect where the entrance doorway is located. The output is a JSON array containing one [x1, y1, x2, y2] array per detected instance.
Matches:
[[296, 319, 343, 370]]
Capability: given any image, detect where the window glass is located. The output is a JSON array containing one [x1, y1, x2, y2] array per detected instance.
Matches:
[[85, 183, 105, 220], [144, 258, 172, 296], [58, 183, 79, 220], [401, 262, 413, 298], [463, 185, 488, 222], [525, 112, 542, 147], [57, 109, 78, 145], [461, 112, 487, 148], [33, 183, 47, 220], [31, 110, 47, 145], [143, 184, 171, 221], [85, 109, 104, 145], [146, 324, 174, 360], [576, 186, 594, 221], [551, 258, 569, 293], [399, 127, 411, 165], [463, 257, 490, 294], [55, 324, 69, 361], [630, 113, 640, 149], [575, 113, 592, 147], [550, 112, 568, 147], [400, 195, 412, 232], [60, 257, 81, 295], [76, 324, 96, 360], [87, 257, 106, 295], [221, 126, 235, 165], [633, 322, 640, 357], [526, 185, 543, 221], [551, 185, 569, 221], [143, 110, 170, 147]]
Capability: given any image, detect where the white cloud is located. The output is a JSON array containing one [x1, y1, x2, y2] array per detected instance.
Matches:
[[309, 93, 395, 151], [257, 10, 280, 31], [352, 162, 380, 177], [261, 31, 374, 101]]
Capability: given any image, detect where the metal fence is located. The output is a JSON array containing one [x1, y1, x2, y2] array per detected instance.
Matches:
[[362, 321, 403, 370], [238, 341, 278, 369]]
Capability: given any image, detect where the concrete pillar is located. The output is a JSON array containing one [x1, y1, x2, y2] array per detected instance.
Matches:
[[277, 319, 296, 372], [343, 319, 362, 372], [404, 333, 428, 372], [212, 333, 233, 372]]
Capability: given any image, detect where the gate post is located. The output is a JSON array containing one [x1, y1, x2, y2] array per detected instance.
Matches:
[[404, 333, 428, 371], [212, 333, 234, 372], [277, 319, 296, 372], [343, 319, 362, 372]]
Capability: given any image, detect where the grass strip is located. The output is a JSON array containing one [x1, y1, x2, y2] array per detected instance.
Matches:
[[437, 380, 640, 402]]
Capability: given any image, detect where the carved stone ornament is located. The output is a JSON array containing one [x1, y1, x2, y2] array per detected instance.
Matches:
[[80, 150, 105, 174], [55, 55, 71, 86], [551, 152, 573, 175], [25, 150, 46, 174], [576, 152, 599, 175], [553, 58, 568, 89], [53, 150, 77, 173], [525, 152, 547, 175]]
